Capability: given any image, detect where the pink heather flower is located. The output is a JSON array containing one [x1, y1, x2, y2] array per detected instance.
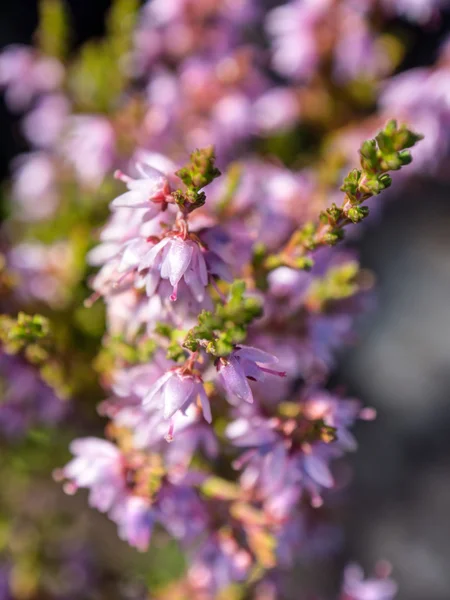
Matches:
[[333, 7, 391, 84], [88, 198, 172, 275], [341, 563, 398, 600], [59, 437, 155, 551], [217, 345, 286, 405], [188, 534, 252, 597], [157, 483, 208, 542], [143, 368, 212, 439], [105, 364, 218, 462], [0, 353, 66, 438], [252, 87, 299, 134], [210, 92, 253, 152], [112, 483, 206, 551], [112, 159, 174, 219], [226, 391, 367, 512], [9, 241, 75, 307], [137, 236, 210, 302], [61, 438, 126, 513], [63, 116, 116, 188], [22, 94, 69, 149], [110, 495, 154, 552], [207, 160, 312, 251], [105, 289, 173, 339], [11, 153, 58, 220], [0, 45, 63, 111], [266, 0, 331, 80]]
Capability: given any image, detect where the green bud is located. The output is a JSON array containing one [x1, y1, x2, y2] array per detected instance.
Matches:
[[326, 203, 343, 222], [359, 139, 378, 171], [176, 146, 221, 191], [347, 206, 369, 223], [182, 282, 263, 357], [292, 256, 314, 270], [173, 146, 221, 213], [398, 150, 412, 165], [264, 254, 284, 271], [323, 229, 344, 246], [378, 173, 392, 188], [340, 168, 361, 199]]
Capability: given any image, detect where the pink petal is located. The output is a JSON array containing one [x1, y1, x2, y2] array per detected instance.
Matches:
[[143, 371, 172, 407], [198, 385, 212, 423], [220, 357, 254, 403], [118, 239, 146, 273], [194, 248, 208, 286], [110, 190, 149, 209], [303, 454, 334, 488], [163, 374, 194, 419], [184, 265, 206, 302], [135, 162, 165, 180], [139, 237, 170, 271], [235, 345, 278, 364], [165, 239, 194, 287]]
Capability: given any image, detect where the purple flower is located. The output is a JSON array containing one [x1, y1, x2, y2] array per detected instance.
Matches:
[[22, 94, 69, 148], [266, 0, 330, 81], [0, 353, 66, 439], [0, 45, 63, 111], [103, 361, 217, 461], [108, 398, 217, 467], [59, 437, 156, 551], [11, 153, 58, 220], [61, 438, 126, 513], [63, 116, 116, 188], [252, 87, 299, 134], [226, 391, 367, 513], [333, 6, 391, 83], [143, 368, 212, 439], [217, 345, 286, 405], [157, 484, 208, 542], [341, 563, 398, 600], [9, 241, 75, 307], [137, 235, 211, 302], [88, 154, 230, 311], [112, 157, 175, 217], [110, 495, 154, 552], [187, 534, 252, 597], [0, 564, 12, 600]]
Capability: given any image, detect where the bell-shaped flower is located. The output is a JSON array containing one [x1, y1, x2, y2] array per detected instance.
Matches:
[[110, 495, 155, 552], [143, 368, 212, 440], [112, 158, 174, 219], [218, 345, 286, 404], [138, 235, 209, 301], [59, 437, 125, 513]]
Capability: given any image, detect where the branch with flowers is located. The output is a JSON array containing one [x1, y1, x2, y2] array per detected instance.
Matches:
[[54, 122, 422, 597], [1, 0, 444, 594]]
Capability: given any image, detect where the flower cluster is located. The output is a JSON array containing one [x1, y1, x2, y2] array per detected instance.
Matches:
[[0, 0, 441, 597], [56, 121, 420, 599]]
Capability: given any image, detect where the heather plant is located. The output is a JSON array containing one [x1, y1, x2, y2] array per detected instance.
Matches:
[[0, 0, 447, 598]]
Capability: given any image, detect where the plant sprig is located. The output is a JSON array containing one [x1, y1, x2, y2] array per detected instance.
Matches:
[[173, 146, 221, 214], [261, 120, 423, 274], [183, 281, 262, 357]]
